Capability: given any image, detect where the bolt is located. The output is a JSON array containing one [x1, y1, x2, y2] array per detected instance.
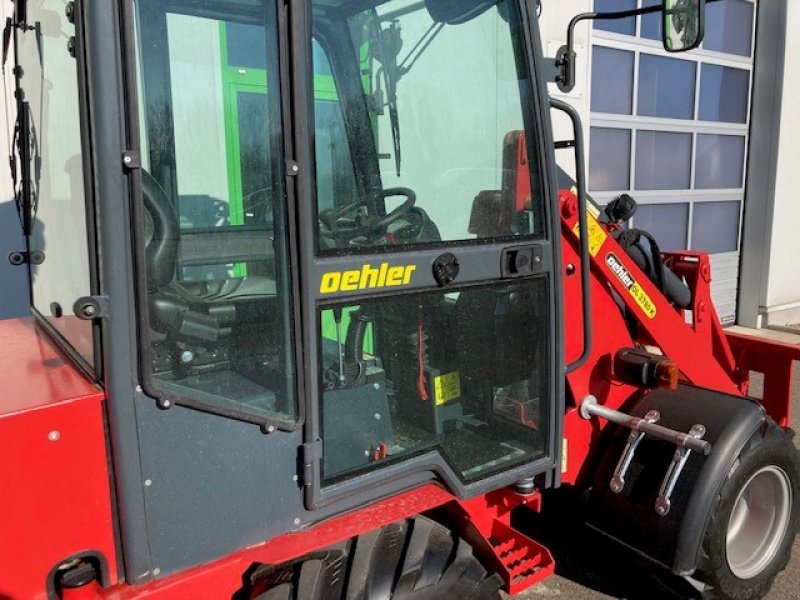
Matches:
[[81, 304, 96, 318], [373, 382, 381, 390], [123, 154, 132, 164], [534, 255, 541, 263], [180, 350, 194, 364], [291, 164, 299, 173], [364, 450, 370, 457], [48, 430, 60, 442], [144, 479, 152, 487], [152, 568, 161, 576], [65, 2, 75, 22], [135, 385, 143, 393], [374, 413, 381, 420], [266, 425, 276, 433], [293, 517, 301, 525], [292, 474, 298, 482], [67, 36, 76, 57]]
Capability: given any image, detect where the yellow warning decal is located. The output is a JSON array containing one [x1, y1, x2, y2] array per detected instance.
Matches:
[[561, 438, 569, 474], [571, 212, 608, 257], [606, 252, 657, 319], [434, 371, 461, 405]]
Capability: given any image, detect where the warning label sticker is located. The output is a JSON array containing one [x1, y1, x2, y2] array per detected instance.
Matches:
[[571, 212, 608, 257], [434, 371, 461, 405]]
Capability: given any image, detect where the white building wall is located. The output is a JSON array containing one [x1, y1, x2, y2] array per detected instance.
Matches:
[[539, 0, 593, 179], [738, 0, 800, 328], [762, 2, 800, 324]]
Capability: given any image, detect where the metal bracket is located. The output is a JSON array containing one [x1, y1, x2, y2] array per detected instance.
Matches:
[[655, 424, 707, 516], [7, 250, 44, 266], [610, 410, 660, 493], [73, 295, 111, 320], [122, 150, 140, 171]]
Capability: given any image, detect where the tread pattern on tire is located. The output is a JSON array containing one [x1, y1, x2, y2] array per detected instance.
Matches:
[[698, 421, 800, 600], [251, 516, 502, 600]]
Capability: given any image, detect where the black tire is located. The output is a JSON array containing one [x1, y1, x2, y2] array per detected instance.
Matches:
[[698, 421, 800, 600], [250, 516, 502, 600]]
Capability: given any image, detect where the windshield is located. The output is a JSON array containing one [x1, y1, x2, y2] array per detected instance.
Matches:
[[313, 0, 545, 251]]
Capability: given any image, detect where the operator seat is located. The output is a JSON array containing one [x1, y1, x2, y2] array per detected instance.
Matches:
[[141, 169, 276, 350]]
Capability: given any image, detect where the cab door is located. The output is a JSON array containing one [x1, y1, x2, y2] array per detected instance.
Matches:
[[298, 0, 562, 508]]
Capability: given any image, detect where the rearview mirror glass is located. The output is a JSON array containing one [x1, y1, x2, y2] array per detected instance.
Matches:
[[663, 0, 705, 52]]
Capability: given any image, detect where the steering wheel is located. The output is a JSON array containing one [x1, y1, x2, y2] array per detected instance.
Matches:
[[319, 187, 416, 245]]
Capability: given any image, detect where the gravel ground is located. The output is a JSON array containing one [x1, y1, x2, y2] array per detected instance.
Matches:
[[509, 360, 800, 600]]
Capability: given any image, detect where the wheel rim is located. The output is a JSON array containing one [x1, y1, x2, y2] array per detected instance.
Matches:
[[726, 465, 793, 580]]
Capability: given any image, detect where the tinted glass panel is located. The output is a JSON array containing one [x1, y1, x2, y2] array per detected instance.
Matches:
[[695, 134, 745, 189], [314, 0, 545, 251], [633, 203, 688, 252], [18, 0, 94, 365], [637, 54, 696, 119], [313, 43, 358, 213], [591, 46, 634, 115], [635, 131, 692, 190], [319, 278, 549, 483], [589, 128, 631, 191], [226, 21, 268, 69], [691, 201, 740, 253], [704, 0, 754, 57], [594, 0, 636, 35], [134, 1, 297, 422], [699, 65, 750, 123]]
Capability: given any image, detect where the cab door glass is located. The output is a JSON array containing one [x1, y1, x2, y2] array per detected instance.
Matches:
[[313, 0, 544, 251], [17, 0, 95, 366], [133, 0, 296, 422], [310, 0, 552, 487]]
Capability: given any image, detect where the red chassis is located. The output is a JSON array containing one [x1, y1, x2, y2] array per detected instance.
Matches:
[[0, 320, 552, 599], [4, 191, 799, 598]]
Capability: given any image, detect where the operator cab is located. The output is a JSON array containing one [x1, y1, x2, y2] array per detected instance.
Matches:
[[133, 0, 558, 493]]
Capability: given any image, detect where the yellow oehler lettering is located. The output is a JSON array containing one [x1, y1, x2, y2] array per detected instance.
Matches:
[[320, 263, 416, 294]]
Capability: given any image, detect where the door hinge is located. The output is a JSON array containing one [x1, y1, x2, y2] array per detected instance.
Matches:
[[301, 439, 322, 486], [73, 295, 111, 320]]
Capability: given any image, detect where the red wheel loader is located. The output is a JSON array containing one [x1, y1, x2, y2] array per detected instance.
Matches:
[[2, 0, 799, 599]]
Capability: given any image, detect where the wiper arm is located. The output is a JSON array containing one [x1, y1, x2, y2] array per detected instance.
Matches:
[[385, 73, 401, 177]]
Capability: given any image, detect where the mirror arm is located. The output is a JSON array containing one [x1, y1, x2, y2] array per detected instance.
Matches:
[[554, 5, 662, 93]]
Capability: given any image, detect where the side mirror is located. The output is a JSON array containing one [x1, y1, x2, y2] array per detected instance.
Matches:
[[663, 0, 705, 52]]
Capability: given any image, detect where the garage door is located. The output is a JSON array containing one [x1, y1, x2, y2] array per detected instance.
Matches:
[[588, 0, 756, 324]]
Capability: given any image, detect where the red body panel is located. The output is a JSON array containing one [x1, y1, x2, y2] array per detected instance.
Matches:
[[726, 330, 800, 427], [100, 485, 452, 599], [0, 318, 118, 599]]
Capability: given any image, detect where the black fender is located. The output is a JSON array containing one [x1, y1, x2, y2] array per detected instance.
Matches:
[[584, 384, 765, 575]]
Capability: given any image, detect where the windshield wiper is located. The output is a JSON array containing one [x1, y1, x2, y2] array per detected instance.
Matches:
[[374, 19, 446, 177]]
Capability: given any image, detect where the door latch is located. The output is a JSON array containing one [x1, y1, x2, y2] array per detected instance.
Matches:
[[501, 244, 543, 278]]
